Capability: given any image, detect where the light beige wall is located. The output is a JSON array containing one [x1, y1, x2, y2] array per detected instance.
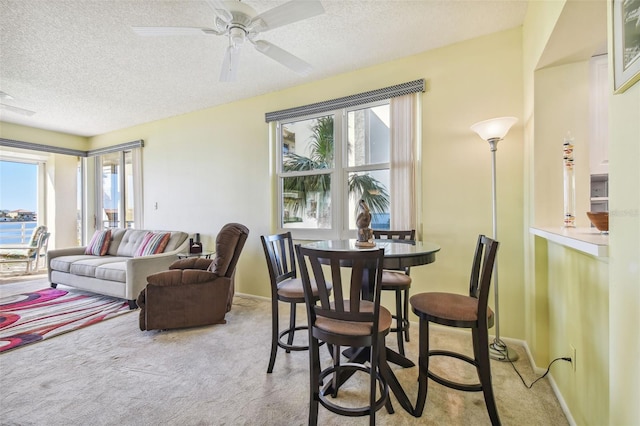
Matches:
[[546, 241, 609, 425], [414, 28, 524, 340], [0, 121, 89, 150], [90, 97, 274, 295], [90, 28, 526, 338]]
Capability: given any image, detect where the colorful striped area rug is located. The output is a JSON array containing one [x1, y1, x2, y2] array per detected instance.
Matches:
[[0, 288, 132, 353]]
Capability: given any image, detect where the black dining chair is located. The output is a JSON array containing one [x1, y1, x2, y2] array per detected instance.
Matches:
[[261, 232, 330, 373], [409, 234, 501, 425], [295, 244, 393, 426], [372, 229, 415, 356]]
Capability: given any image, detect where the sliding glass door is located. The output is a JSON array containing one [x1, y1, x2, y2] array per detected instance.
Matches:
[[96, 150, 138, 229]]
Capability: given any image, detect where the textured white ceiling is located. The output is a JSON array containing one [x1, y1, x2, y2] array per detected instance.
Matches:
[[0, 0, 528, 137]]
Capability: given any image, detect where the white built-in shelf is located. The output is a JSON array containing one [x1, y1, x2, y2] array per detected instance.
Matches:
[[530, 227, 609, 258]]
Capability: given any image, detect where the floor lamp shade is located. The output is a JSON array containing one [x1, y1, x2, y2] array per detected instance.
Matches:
[[470, 117, 518, 142], [470, 116, 519, 361]]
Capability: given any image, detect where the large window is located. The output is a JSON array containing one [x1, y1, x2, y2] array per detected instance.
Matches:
[[0, 159, 40, 244], [277, 101, 391, 239], [269, 80, 424, 239]]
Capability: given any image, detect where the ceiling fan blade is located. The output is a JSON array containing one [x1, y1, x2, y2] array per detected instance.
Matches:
[[0, 103, 36, 116], [250, 0, 324, 32], [253, 40, 312, 76], [204, 0, 233, 23], [220, 45, 241, 82], [132, 26, 220, 36]]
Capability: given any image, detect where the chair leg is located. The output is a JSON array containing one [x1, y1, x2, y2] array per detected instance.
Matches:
[[378, 342, 395, 415], [369, 342, 378, 426], [472, 328, 501, 426], [309, 336, 321, 426], [395, 288, 405, 356], [286, 302, 296, 353], [267, 298, 279, 373], [332, 344, 341, 398], [403, 287, 410, 342], [413, 319, 430, 417]]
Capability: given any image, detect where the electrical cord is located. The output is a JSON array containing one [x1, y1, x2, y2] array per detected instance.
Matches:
[[494, 347, 571, 389]]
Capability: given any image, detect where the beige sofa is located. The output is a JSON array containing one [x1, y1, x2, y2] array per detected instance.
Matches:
[[48, 228, 189, 308]]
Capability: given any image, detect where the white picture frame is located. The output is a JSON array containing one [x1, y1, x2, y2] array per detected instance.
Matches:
[[613, 0, 640, 93]]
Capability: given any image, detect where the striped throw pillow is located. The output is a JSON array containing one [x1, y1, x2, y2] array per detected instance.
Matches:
[[134, 232, 171, 257], [85, 230, 112, 256]]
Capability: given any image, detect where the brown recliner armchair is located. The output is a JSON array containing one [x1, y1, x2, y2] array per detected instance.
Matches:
[[137, 223, 249, 331]]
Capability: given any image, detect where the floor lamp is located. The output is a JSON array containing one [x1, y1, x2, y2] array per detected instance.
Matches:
[[470, 116, 519, 362]]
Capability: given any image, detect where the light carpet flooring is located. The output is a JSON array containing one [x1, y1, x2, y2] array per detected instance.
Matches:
[[0, 278, 568, 425]]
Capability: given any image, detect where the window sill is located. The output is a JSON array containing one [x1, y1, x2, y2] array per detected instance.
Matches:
[[529, 227, 609, 257]]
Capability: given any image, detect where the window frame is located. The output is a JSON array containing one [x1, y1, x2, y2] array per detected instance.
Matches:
[[276, 99, 391, 240]]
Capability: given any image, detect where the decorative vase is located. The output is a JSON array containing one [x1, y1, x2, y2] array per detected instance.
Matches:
[[563, 133, 576, 228]]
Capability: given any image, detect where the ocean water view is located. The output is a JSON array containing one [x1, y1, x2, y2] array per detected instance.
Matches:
[[0, 222, 37, 245]]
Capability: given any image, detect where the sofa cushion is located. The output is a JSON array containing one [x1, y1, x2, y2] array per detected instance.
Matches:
[[134, 232, 170, 257], [50, 255, 99, 273], [106, 228, 127, 256], [163, 231, 189, 252], [68, 256, 129, 278], [115, 229, 150, 257], [85, 229, 111, 255], [94, 261, 127, 282]]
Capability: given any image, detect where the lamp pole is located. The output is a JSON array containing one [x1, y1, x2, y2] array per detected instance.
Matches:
[[470, 116, 519, 362], [488, 137, 518, 361]]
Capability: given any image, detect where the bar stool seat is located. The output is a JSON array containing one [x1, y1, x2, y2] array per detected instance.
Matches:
[[409, 235, 501, 425]]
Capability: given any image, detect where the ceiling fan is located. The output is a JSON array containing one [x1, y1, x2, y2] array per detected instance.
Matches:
[[132, 0, 325, 82], [0, 91, 36, 116]]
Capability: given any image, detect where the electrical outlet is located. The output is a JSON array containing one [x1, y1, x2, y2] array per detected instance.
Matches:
[[570, 344, 577, 372]]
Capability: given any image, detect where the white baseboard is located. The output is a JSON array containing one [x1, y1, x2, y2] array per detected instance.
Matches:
[[519, 340, 576, 426], [235, 292, 270, 302]]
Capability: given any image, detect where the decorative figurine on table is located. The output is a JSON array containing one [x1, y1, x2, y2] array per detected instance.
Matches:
[[355, 199, 375, 247]]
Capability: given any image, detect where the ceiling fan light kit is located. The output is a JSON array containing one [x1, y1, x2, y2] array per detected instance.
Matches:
[[132, 0, 325, 82]]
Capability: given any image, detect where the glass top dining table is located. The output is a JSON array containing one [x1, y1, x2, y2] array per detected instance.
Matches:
[[302, 239, 441, 270]]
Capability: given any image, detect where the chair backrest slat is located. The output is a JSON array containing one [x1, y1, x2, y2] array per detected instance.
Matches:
[[296, 245, 385, 326], [468, 235, 499, 321], [372, 229, 415, 241]]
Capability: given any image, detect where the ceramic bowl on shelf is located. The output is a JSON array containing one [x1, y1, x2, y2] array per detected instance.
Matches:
[[586, 212, 609, 233]]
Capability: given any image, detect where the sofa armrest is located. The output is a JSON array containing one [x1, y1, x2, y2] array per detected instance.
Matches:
[[126, 252, 180, 300], [124, 238, 189, 300], [48, 246, 86, 260]]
